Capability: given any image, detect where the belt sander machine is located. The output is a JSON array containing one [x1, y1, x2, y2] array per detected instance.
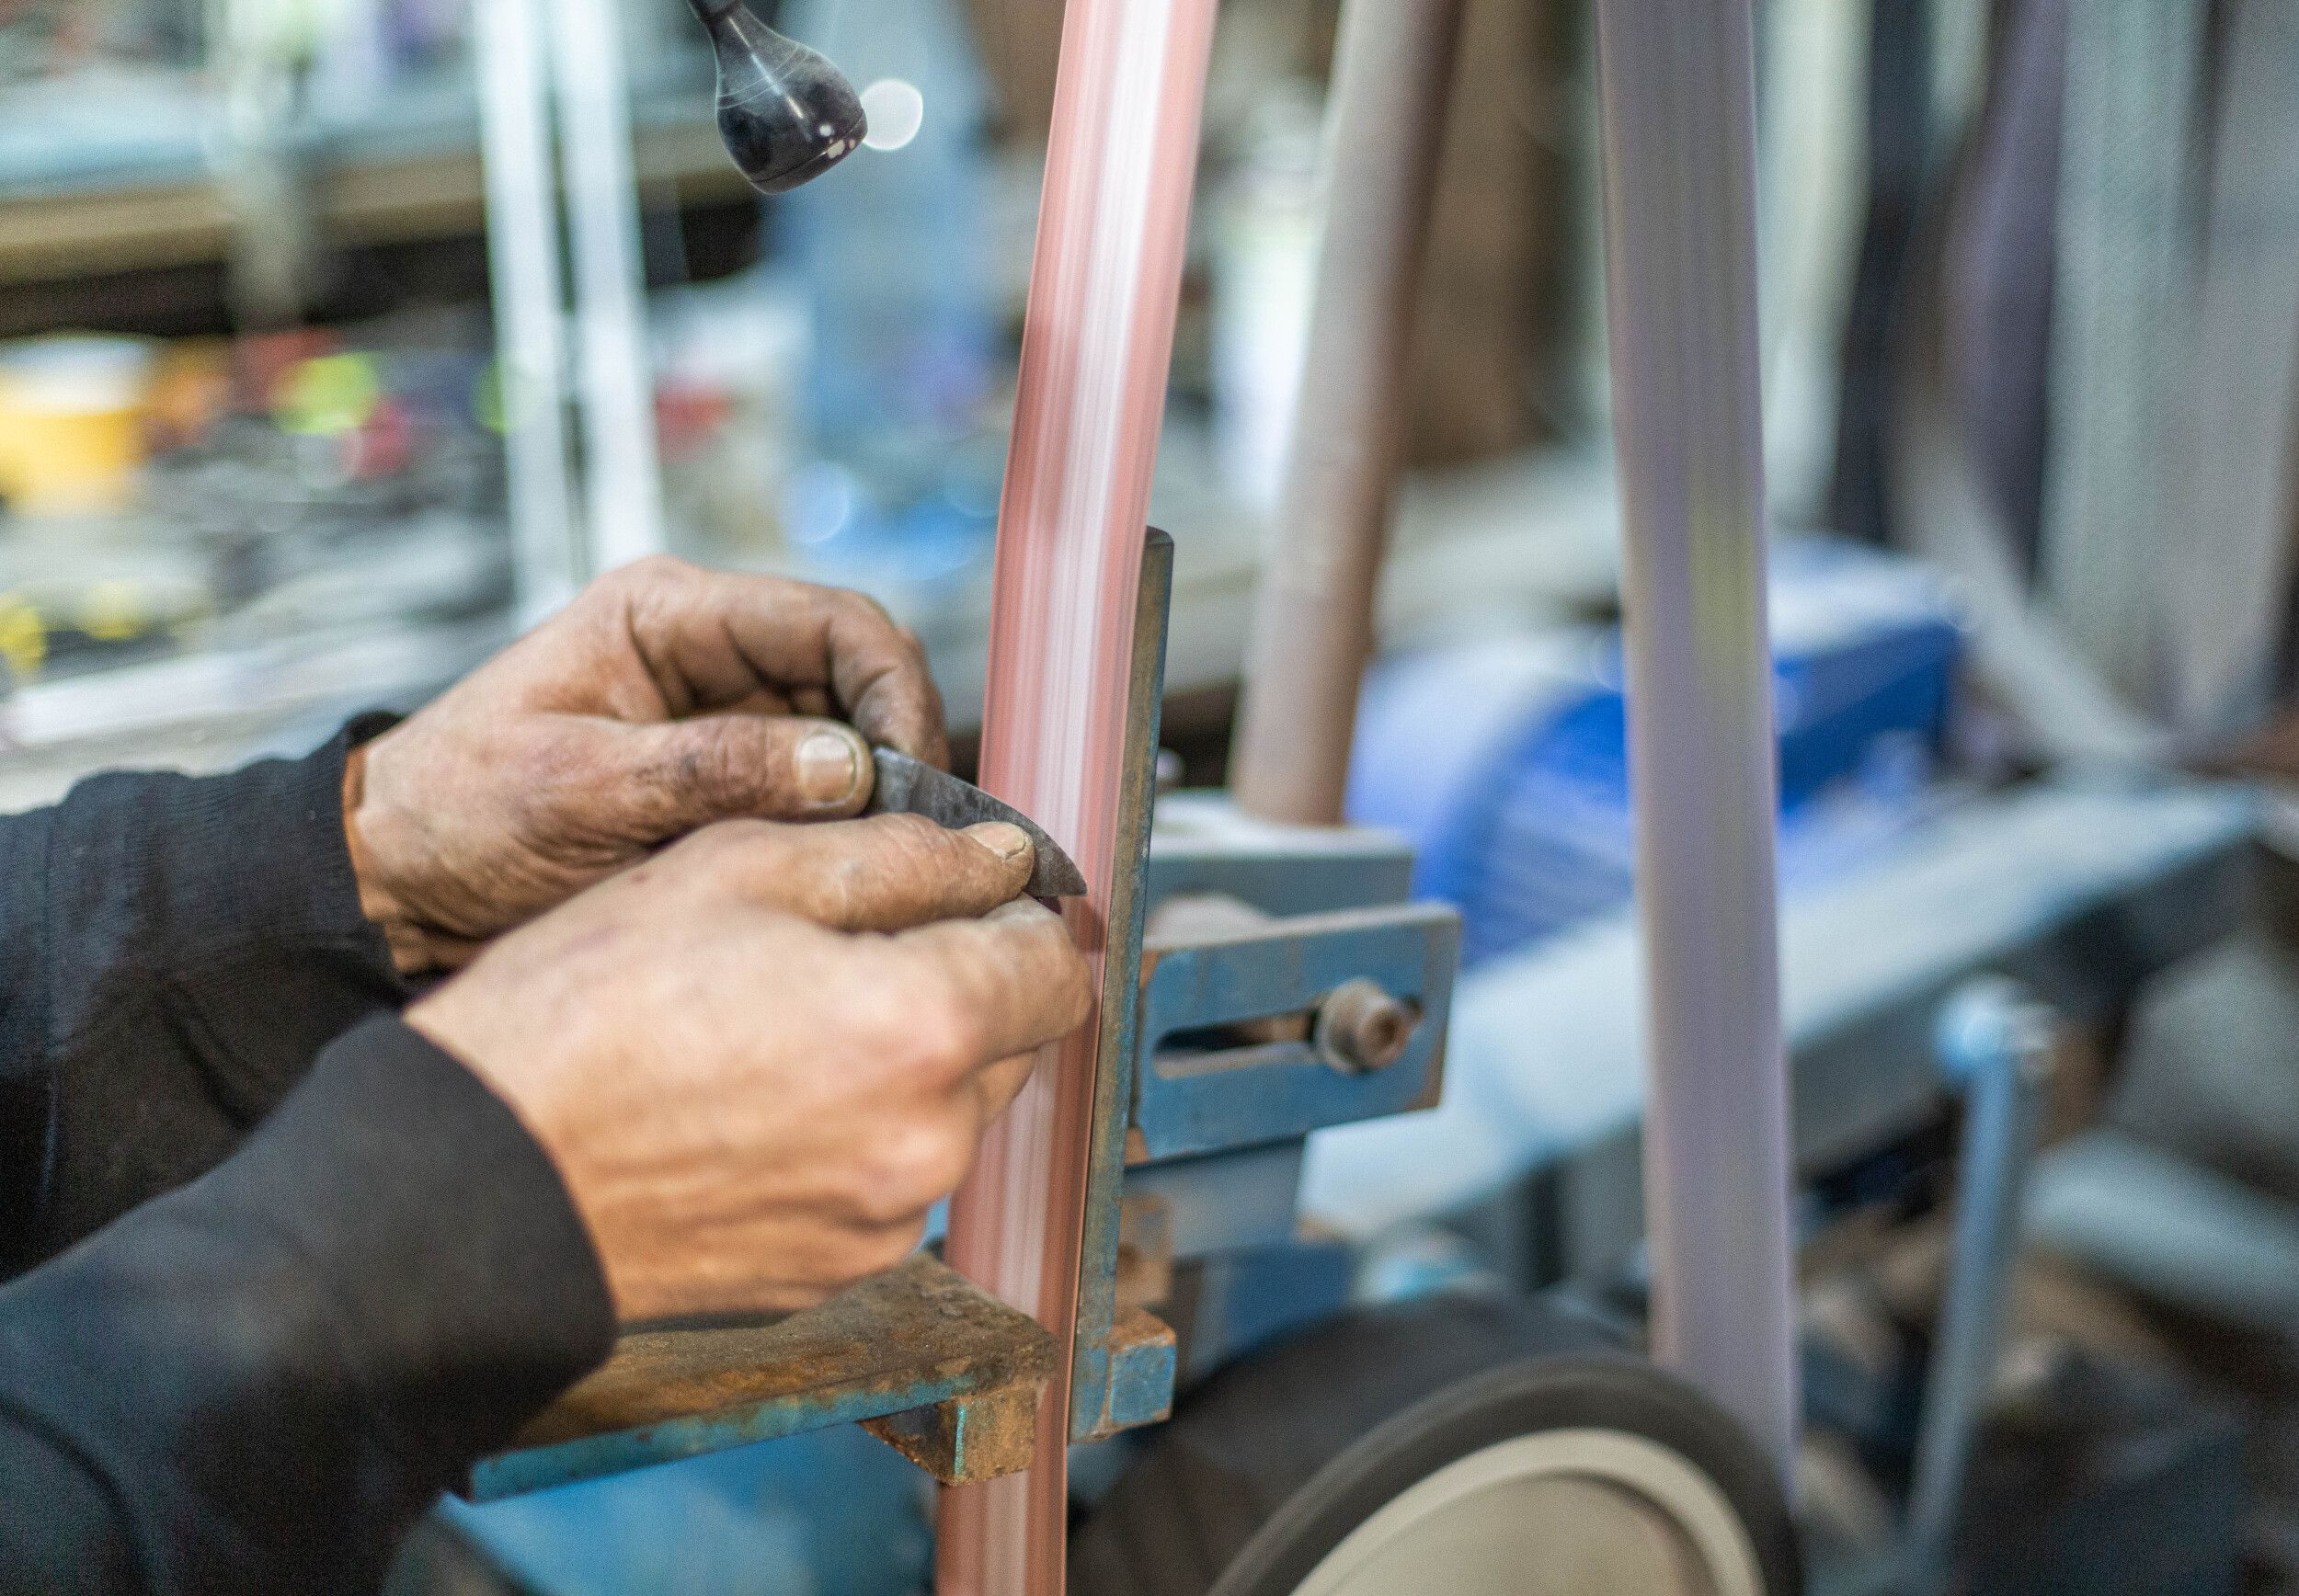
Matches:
[[457, 1, 1806, 1591]]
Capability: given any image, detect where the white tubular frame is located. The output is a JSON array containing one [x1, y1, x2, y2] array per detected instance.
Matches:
[[474, 0, 579, 621], [551, 0, 669, 576]]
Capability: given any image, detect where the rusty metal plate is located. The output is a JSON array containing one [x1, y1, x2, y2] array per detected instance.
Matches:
[[469, 1253, 1058, 1500]]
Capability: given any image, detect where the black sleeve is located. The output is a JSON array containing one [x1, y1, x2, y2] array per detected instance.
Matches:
[[0, 716, 406, 1274], [0, 1015, 616, 1595]]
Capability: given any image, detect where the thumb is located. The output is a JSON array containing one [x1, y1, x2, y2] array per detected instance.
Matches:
[[610, 713, 875, 837]]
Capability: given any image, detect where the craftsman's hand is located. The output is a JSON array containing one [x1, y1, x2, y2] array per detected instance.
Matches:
[[406, 813, 1093, 1321], [345, 556, 947, 972]]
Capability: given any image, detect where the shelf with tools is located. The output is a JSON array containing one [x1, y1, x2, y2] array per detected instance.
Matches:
[[0, 80, 750, 289]]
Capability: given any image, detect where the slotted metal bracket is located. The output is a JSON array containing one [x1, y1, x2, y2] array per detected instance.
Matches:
[[1131, 901, 1457, 1161]]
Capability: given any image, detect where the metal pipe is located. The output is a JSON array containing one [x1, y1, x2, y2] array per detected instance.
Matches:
[[1228, 0, 1468, 826], [1592, 0, 1801, 1480], [474, 0, 579, 622], [1903, 978, 2055, 1587], [552, 0, 669, 575]]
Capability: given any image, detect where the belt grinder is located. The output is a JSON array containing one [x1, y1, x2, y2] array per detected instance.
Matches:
[[458, 0, 1454, 1510], [462, 0, 1803, 1587]]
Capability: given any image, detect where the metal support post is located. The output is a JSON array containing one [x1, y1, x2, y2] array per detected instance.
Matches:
[[552, 0, 669, 575], [477, 0, 667, 620], [1902, 978, 2055, 1589], [474, 0, 580, 621], [1591, 0, 1801, 1480]]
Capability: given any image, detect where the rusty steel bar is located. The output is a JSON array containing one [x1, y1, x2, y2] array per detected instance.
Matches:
[[1068, 531, 1179, 1445], [1229, 0, 1467, 826], [934, 0, 1218, 1580], [1592, 0, 1800, 1479], [470, 1254, 1057, 1499]]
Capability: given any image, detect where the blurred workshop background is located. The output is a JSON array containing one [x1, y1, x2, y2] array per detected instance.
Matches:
[[6, 0, 2299, 1592]]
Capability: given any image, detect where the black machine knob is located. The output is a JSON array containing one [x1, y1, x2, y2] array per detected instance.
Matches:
[[686, 0, 867, 194]]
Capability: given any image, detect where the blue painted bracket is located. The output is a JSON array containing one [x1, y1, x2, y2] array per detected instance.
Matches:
[[1132, 902, 1458, 1161]]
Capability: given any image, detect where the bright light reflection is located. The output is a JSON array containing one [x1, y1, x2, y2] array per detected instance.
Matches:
[[782, 462, 857, 545], [859, 79, 925, 151]]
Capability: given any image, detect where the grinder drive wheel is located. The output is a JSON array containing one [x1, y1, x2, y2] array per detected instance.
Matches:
[[1070, 1294, 1801, 1596]]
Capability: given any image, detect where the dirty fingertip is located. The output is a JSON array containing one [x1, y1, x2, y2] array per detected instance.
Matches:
[[963, 821, 1033, 864]]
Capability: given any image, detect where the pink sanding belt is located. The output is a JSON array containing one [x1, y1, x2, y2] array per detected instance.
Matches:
[[935, 0, 1217, 1586]]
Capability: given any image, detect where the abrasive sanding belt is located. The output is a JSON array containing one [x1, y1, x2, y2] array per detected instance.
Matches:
[[934, 0, 1216, 1585]]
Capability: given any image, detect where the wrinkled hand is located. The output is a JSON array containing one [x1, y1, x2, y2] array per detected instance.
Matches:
[[345, 556, 947, 972], [407, 812, 1092, 1322]]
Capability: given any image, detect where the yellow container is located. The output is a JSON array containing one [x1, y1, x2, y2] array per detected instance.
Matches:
[[0, 336, 156, 517]]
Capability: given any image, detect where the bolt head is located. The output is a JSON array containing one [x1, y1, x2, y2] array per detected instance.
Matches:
[[1315, 977, 1419, 1074]]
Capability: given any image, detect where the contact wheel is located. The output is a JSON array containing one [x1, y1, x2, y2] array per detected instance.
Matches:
[[1072, 1294, 1801, 1596]]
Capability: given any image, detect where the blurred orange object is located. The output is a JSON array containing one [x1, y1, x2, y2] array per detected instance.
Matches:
[[0, 336, 157, 517], [144, 339, 234, 452]]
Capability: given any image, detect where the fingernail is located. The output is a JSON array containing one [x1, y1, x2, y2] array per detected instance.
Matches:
[[797, 730, 862, 804], [966, 821, 1032, 862]]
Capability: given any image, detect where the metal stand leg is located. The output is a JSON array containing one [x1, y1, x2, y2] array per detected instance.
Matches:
[[1901, 977, 2056, 1590]]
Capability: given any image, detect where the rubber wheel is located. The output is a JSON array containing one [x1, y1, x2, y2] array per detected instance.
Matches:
[[1071, 1294, 1801, 1596]]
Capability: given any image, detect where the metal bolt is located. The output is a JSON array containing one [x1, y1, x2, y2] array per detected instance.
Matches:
[[1314, 978, 1420, 1074]]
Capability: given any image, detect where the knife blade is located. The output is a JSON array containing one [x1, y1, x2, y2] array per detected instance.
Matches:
[[861, 747, 1090, 898]]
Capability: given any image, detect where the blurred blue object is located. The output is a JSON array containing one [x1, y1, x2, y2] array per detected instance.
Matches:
[[1352, 1221, 1509, 1305], [780, 0, 995, 439], [775, 0, 1001, 587], [440, 1422, 932, 1596], [1347, 538, 1964, 964]]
